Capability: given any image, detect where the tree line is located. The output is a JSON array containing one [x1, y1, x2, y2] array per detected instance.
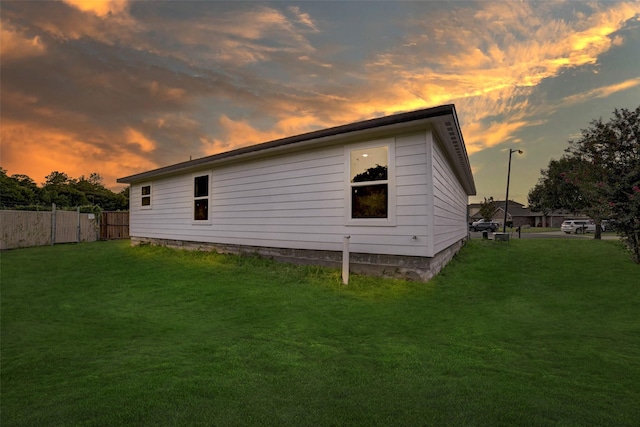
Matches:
[[528, 106, 640, 262], [0, 169, 129, 211]]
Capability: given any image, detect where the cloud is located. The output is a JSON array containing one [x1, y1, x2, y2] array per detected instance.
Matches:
[[561, 77, 640, 106], [196, 0, 639, 159], [356, 1, 640, 153], [1, 119, 158, 187], [463, 119, 535, 154], [0, 1, 140, 57], [125, 128, 157, 153], [201, 114, 324, 155], [62, 0, 129, 17], [0, 21, 46, 61], [1, 0, 638, 192], [288, 6, 319, 32], [141, 4, 319, 68]]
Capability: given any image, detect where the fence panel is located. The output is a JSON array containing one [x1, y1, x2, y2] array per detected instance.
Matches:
[[0, 209, 100, 250], [100, 212, 130, 240], [0, 211, 52, 250], [55, 210, 80, 244], [81, 213, 100, 243]]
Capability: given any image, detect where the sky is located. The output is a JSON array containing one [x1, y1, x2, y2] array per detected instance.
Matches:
[[2, 0, 639, 204]]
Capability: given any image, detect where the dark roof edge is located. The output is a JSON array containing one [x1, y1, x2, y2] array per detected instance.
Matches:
[[118, 104, 456, 183]]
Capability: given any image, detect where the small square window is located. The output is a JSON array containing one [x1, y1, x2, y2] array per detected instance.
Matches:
[[194, 176, 209, 198], [141, 185, 151, 208], [351, 146, 388, 182], [352, 184, 388, 218], [194, 199, 208, 221]]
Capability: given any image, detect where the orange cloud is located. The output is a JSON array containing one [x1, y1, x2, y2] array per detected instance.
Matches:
[[62, 0, 129, 17], [0, 22, 46, 61], [358, 1, 640, 154], [124, 128, 157, 153], [200, 114, 328, 156], [145, 81, 186, 102], [160, 5, 318, 67], [1, 119, 158, 189], [463, 120, 532, 154]]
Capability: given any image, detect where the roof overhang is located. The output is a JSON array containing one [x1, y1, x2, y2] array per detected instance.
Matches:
[[118, 104, 476, 195]]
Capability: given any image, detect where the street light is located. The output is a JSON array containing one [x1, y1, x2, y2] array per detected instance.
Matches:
[[503, 148, 523, 233]]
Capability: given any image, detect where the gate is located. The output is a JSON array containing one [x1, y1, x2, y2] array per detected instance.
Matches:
[[100, 211, 130, 240]]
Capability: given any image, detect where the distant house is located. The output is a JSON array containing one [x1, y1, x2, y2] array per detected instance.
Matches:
[[118, 105, 476, 280], [469, 200, 575, 228]]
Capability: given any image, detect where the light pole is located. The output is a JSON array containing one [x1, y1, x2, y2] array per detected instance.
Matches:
[[503, 149, 523, 233]]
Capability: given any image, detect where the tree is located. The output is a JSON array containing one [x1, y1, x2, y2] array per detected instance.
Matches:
[[0, 168, 41, 208], [352, 164, 387, 182], [478, 197, 497, 220], [565, 106, 640, 260], [0, 169, 129, 211], [561, 157, 612, 239], [42, 171, 87, 207], [351, 165, 388, 218], [527, 157, 587, 217], [529, 106, 639, 261], [44, 171, 72, 186]]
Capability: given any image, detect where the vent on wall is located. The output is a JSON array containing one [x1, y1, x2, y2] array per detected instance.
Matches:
[[444, 121, 463, 159]]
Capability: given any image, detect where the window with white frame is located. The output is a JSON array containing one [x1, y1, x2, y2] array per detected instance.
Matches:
[[347, 141, 395, 224], [193, 175, 209, 221], [141, 184, 152, 208]]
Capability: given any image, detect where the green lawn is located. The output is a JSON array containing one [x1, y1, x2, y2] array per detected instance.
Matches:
[[518, 227, 561, 233], [2, 239, 639, 426]]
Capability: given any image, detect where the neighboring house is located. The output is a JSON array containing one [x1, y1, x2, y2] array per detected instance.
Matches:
[[469, 200, 536, 227], [118, 105, 476, 280], [531, 209, 578, 228], [468, 200, 576, 228]]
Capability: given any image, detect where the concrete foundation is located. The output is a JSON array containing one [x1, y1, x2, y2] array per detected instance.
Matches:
[[130, 236, 467, 281]]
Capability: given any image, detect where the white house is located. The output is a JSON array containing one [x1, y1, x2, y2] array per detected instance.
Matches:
[[118, 105, 476, 280]]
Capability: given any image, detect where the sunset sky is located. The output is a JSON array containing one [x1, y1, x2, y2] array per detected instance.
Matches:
[[2, 0, 639, 204]]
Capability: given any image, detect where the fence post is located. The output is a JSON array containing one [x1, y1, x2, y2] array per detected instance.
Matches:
[[51, 203, 56, 245], [77, 206, 81, 243]]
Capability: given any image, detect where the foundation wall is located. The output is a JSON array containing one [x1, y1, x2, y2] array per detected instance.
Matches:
[[131, 236, 466, 281]]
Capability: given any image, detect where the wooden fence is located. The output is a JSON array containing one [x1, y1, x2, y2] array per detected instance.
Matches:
[[100, 211, 130, 240], [0, 210, 53, 250], [0, 206, 128, 250]]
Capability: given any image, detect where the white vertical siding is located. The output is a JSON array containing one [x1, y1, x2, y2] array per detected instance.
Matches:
[[431, 136, 469, 254], [130, 134, 433, 257]]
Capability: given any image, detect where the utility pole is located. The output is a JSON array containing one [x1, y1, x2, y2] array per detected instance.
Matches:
[[503, 149, 523, 233]]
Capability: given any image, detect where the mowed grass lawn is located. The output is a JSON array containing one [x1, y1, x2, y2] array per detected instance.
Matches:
[[2, 239, 639, 426]]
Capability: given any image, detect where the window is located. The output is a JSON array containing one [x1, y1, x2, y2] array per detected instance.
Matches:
[[194, 175, 209, 221], [346, 141, 395, 225], [141, 185, 151, 208]]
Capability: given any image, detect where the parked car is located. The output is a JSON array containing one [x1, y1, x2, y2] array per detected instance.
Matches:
[[470, 219, 500, 232], [561, 220, 596, 234]]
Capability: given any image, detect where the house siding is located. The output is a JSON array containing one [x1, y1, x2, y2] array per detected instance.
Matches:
[[431, 135, 469, 254], [130, 133, 432, 258]]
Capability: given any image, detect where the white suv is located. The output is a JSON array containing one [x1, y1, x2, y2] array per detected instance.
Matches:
[[561, 220, 596, 234]]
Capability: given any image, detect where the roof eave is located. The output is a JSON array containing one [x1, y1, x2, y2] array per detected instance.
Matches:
[[118, 104, 476, 195]]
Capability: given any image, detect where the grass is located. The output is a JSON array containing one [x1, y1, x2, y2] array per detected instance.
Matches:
[[1, 239, 639, 426], [518, 227, 560, 233]]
